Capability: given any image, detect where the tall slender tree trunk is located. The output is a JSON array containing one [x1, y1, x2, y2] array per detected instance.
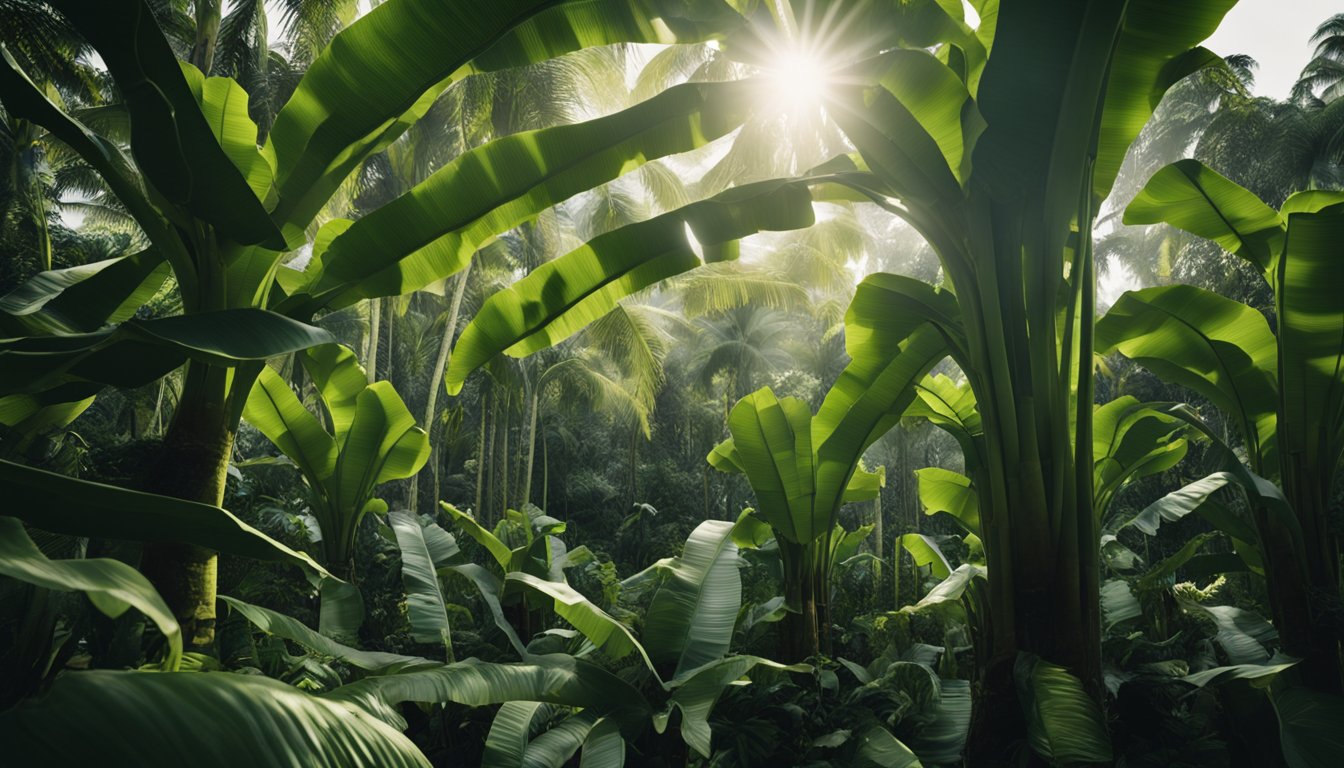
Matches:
[[483, 391, 497, 525], [475, 390, 488, 517], [384, 298, 395, 383], [499, 397, 510, 517], [541, 430, 549, 512], [365, 298, 381, 384], [413, 264, 472, 513], [522, 385, 540, 507]]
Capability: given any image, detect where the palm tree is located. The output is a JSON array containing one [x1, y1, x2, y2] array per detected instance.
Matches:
[[1292, 13, 1344, 104]]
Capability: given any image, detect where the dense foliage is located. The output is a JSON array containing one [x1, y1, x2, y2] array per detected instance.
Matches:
[[1, 1, 1342, 766]]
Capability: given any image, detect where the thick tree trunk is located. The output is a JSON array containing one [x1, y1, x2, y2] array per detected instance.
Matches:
[[190, 0, 221, 73], [138, 362, 235, 649]]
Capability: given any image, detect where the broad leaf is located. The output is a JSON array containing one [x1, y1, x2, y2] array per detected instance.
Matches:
[[0, 310, 334, 396], [389, 509, 453, 655], [0, 460, 330, 578], [1014, 652, 1113, 765], [446, 178, 818, 394], [221, 595, 430, 674], [0, 670, 430, 767], [1096, 285, 1279, 470], [642, 520, 741, 680], [0, 516, 181, 670]]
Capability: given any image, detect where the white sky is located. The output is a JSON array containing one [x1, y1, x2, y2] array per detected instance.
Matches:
[[1204, 0, 1336, 98]]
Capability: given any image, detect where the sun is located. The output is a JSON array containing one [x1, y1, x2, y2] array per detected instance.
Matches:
[[765, 48, 830, 111]]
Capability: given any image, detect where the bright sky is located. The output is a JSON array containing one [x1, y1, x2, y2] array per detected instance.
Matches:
[[1204, 0, 1336, 98]]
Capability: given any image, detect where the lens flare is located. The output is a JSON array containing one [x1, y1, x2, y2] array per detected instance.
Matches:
[[765, 48, 829, 111]]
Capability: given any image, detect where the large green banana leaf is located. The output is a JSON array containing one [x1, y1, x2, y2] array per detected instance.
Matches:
[[220, 595, 432, 675], [1014, 652, 1113, 765], [243, 345, 429, 565], [484, 705, 608, 768], [812, 274, 957, 519], [48, 0, 285, 249], [0, 669, 430, 767], [827, 48, 983, 208], [244, 364, 338, 483], [1096, 285, 1279, 471], [914, 468, 980, 537], [441, 502, 516, 570], [326, 654, 653, 735], [0, 460, 329, 578], [1123, 158, 1284, 278], [0, 250, 171, 336], [445, 176, 818, 394], [265, 0, 746, 234], [726, 389, 817, 544], [0, 516, 181, 670], [905, 374, 983, 468], [506, 572, 653, 672], [0, 309, 333, 397], [388, 509, 453, 656], [1272, 685, 1344, 768], [640, 520, 741, 680], [899, 533, 953, 580], [658, 655, 810, 758], [289, 80, 761, 312], [1091, 396, 1191, 519]]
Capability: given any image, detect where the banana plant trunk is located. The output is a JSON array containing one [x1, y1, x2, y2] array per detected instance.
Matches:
[[137, 361, 238, 648], [952, 190, 1103, 763], [778, 539, 824, 663]]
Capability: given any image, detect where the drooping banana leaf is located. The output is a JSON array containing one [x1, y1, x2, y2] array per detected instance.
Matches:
[[506, 572, 652, 672], [266, 0, 747, 234], [1096, 285, 1279, 471], [445, 177, 819, 394], [326, 654, 653, 735], [0, 309, 334, 397], [658, 655, 810, 758], [0, 460, 330, 578], [289, 80, 762, 312], [49, 0, 285, 248], [812, 274, 957, 518], [1123, 158, 1284, 278], [0, 669, 430, 767], [441, 502, 514, 569], [0, 516, 181, 670], [899, 533, 953, 580], [914, 467, 980, 537], [220, 595, 431, 674], [1091, 396, 1191, 519], [0, 250, 171, 336]]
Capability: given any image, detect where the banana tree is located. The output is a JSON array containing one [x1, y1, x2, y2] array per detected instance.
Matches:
[[0, 0, 773, 644], [1096, 159, 1344, 692], [706, 386, 915, 662], [241, 342, 430, 577], [443, 5, 1243, 754]]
